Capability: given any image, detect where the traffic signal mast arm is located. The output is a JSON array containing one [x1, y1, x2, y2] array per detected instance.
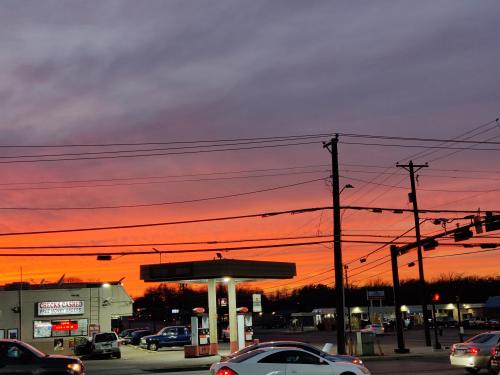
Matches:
[[396, 215, 499, 255]]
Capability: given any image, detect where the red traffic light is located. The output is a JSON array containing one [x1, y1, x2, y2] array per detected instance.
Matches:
[[432, 293, 440, 302]]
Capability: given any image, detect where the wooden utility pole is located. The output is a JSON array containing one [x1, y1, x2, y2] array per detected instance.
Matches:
[[397, 160, 431, 347], [323, 135, 346, 355]]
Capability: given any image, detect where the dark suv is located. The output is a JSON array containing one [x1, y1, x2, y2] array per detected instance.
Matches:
[[139, 326, 191, 351], [0, 339, 84, 374]]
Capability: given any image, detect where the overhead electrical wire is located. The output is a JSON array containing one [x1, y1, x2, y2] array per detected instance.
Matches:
[[0, 169, 330, 192], [0, 177, 327, 210], [0, 205, 496, 238]]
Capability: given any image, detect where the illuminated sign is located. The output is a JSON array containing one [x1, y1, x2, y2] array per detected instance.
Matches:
[[37, 301, 84, 316], [52, 321, 79, 331]]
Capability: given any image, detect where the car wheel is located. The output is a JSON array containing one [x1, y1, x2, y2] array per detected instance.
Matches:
[[115, 352, 122, 359], [487, 360, 498, 375], [466, 368, 480, 374], [148, 342, 158, 351]]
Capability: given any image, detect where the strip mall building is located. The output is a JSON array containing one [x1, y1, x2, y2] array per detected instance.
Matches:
[[0, 281, 133, 355]]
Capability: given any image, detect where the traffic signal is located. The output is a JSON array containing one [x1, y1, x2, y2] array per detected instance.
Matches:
[[432, 293, 440, 303], [485, 211, 500, 232], [454, 227, 473, 242], [423, 239, 439, 251]]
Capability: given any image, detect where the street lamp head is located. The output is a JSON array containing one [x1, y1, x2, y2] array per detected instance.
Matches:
[[345, 184, 354, 189]]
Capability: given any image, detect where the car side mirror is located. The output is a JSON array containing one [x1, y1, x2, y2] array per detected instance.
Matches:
[[320, 359, 328, 365]]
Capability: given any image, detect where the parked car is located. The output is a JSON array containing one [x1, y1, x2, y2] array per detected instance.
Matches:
[[210, 347, 371, 375], [360, 324, 385, 335], [436, 316, 458, 328], [91, 332, 121, 358], [0, 339, 85, 374], [450, 331, 500, 374], [140, 326, 191, 351], [490, 343, 500, 374], [221, 327, 230, 342], [488, 320, 500, 330], [123, 329, 152, 346], [221, 340, 363, 365], [469, 318, 488, 329], [118, 328, 141, 339]]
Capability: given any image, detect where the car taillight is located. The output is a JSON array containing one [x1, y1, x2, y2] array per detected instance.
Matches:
[[216, 367, 238, 375], [491, 347, 497, 356], [467, 347, 480, 355]]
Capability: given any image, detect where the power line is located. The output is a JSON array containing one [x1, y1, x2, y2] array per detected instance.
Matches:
[[341, 175, 500, 193], [0, 169, 330, 192], [0, 140, 321, 164], [0, 205, 495, 238], [0, 177, 327, 210], [0, 239, 334, 257], [0, 164, 330, 187], [339, 140, 500, 151]]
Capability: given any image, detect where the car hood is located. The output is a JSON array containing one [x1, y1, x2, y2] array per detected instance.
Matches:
[[324, 354, 355, 362], [141, 334, 160, 340], [43, 354, 80, 364]]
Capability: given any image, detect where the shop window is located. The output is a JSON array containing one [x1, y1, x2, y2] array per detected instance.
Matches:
[[33, 319, 88, 338]]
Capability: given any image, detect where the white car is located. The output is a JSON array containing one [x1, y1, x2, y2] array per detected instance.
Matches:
[[450, 331, 500, 373], [360, 324, 384, 335], [210, 347, 371, 375]]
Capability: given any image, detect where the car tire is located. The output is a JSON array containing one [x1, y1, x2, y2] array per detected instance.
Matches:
[[115, 352, 121, 359], [466, 368, 480, 374], [148, 342, 158, 351], [487, 360, 498, 375]]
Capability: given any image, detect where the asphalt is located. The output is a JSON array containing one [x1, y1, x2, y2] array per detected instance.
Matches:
[[91, 339, 452, 372]]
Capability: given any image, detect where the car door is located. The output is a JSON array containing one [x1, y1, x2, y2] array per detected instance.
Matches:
[[282, 350, 334, 375], [178, 327, 190, 345], [161, 328, 178, 346], [0, 343, 37, 374]]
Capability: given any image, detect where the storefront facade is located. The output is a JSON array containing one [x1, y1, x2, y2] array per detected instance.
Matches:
[[0, 281, 133, 355]]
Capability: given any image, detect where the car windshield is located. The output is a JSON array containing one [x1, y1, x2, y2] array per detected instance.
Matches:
[[95, 333, 117, 343], [18, 342, 46, 358], [229, 349, 265, 363], [465, 334, 494, 344]]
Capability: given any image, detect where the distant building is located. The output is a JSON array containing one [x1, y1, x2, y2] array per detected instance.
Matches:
[[486, 296, 500, 319], [0, 281, 133, 355]]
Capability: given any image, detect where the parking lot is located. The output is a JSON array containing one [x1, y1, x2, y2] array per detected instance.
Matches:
[[83, 327, 488, 375]]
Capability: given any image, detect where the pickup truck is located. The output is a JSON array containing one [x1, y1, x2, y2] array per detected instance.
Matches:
[[139, 326, 191, 351]]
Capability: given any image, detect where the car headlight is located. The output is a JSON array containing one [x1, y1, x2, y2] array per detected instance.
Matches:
[[353, 358, 363, 365], [67, 363, 81, 373]]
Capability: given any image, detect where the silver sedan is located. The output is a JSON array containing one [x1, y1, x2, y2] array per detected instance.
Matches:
[[450, 331, 500, 373]]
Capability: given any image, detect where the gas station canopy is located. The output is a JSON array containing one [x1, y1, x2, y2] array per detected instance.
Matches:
[[140, 259, 296, 283]]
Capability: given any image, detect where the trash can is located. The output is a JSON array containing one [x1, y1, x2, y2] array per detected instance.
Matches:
[[356, 332, 375, 355]]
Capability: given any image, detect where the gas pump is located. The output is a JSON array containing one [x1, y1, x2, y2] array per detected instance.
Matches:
[[185, 307, 211, 357], [236, 307, 255, 350]]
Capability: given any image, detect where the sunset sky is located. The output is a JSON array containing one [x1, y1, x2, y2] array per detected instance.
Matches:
[[0, 1, 499, 297]]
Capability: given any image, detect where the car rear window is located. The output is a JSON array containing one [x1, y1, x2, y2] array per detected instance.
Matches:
[[95, 333, 117, 343], [466, 334, 494, 344]]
